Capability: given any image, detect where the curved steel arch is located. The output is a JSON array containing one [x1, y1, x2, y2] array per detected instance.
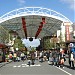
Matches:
[[0, 7, 72, 24]]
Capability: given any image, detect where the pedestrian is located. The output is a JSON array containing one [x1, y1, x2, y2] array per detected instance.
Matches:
[[20, 52, 25, 62], [13, 52, 17, 62], [59, 49, 65, 68], [9, 52, 13, 61], [56, 50, 60, 67], [69, 51, 74, 69], [39, 51, 44, 62], [35, 51, 38, 60], [52, 49, 57, 66], [43, 51, 47, 61], [46, 50, 50, 61], [31, 51, 35, 65], [16, 51, 21, 62]]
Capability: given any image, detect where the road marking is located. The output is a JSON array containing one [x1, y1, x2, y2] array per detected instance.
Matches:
[[13, 66, 17, 67], [13, 64, 41, 68], [55, 66, 72, 75], [22, 64, 27, 65], [17, 65, 21, 67], [30, 64, 41, 67]]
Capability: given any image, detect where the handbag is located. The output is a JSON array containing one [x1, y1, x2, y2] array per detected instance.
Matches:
[[70, 57, 74, 61], [70, 53, 74, 61]]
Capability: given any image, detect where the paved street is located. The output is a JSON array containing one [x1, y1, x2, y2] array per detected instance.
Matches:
[[0, 59, 75, 75]]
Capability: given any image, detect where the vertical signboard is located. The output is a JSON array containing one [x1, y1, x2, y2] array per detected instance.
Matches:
[[64, 22, 70, 41]]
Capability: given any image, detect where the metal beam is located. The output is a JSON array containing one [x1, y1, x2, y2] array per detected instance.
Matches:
[[22, 17, 27, 39], [35, 22, 43, 39]]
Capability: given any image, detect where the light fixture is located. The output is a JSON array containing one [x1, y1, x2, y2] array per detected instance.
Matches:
[[29, 37, 33, 41]]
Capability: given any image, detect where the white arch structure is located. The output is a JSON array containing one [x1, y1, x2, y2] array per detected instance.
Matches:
[[0, 7, 72, 24]]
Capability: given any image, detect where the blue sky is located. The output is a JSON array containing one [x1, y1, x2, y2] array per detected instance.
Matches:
[[0, 0, 75, 47]]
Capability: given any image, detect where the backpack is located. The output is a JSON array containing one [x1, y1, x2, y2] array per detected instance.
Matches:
[[73, 47, 75, 59], [73, 52, 75, 59]]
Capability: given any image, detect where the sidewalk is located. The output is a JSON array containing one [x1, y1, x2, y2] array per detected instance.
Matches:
[[0, 60, 12, 68]]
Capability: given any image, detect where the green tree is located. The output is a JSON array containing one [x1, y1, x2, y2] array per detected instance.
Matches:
[[44, 39, 54, 49], [13, 37, 25, 50]]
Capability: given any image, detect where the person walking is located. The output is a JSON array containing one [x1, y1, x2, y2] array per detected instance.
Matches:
[[60, 49, 65, 68], [56, 50, 60, 67], [9, 52, 13, 61], [69, 51, 74, 69], [46, 50, 50, 61], [39, 51, 44, 63], [52, 49, 57, 66], [20, 52, 25, 62], [13, 52, 17, 62], [31, 51, 35, 65]]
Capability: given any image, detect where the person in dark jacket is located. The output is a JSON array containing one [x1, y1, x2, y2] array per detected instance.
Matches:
[[46, 51, 50, 61], [52, 50, 57, 66], [31, 52, 35, 65]]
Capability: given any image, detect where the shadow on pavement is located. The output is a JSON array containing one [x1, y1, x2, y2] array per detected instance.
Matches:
[[64, 64, 75, 70]]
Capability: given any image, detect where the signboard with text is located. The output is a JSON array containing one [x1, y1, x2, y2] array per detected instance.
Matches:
[[64, 22, 71, 41], [65, 25, 70, 41]]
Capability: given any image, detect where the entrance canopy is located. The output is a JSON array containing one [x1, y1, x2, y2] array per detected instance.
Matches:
[[0, 7, 72, 39]]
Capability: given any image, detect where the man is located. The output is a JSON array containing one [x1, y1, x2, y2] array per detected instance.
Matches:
[[31, 52, 35, 65], [52, 49, 57, 66]]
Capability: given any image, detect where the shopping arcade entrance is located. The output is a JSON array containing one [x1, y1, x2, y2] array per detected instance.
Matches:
[[0, 7, 73, 47]]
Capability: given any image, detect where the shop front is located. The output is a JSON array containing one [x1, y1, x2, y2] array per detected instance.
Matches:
[[0, 44, 7, 62]]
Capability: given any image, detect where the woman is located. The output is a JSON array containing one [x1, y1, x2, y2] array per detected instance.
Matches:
[[69, 51, 74, 69], [60, 50, 65, 68]]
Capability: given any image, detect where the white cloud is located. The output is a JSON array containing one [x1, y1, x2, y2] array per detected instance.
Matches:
[[17, 0, 26, 5], [60, 0, 75, 10]]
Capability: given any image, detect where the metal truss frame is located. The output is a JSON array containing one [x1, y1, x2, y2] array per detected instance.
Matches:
[[0, 7, 72, 24]]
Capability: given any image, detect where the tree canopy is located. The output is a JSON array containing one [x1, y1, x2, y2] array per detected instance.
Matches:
[[13, 37, 25, 50]]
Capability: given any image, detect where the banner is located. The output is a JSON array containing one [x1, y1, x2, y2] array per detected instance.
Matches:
[[65, 25, 70, 41]]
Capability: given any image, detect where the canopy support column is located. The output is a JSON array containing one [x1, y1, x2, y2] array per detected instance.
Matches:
[[35, 17, 45, 39], [22, 17, 27, 39], [35, 22, 43, 39]]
